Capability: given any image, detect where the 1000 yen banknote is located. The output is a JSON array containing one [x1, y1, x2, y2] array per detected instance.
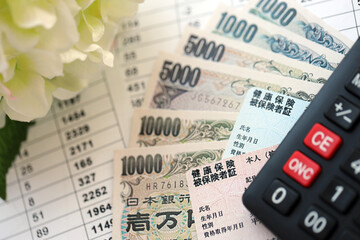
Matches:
[[242, 0, 354, 54], [129, 108, 238, 148], [186, 145, 279, 240], [176, 26, 332, 84], [112, 141, 228, 240], [143, 52, 322, 112], [205, 4, 344, 71]]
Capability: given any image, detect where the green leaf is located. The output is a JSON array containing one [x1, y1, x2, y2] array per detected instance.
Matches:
[[0, 116, 33, 200]]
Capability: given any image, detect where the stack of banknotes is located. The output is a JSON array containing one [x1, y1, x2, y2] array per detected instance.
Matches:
[[112, 1, 354, 239]]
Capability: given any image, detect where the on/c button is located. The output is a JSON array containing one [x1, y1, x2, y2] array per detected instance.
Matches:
[[283, 151, 321, 187], [304, 123, 342, 159]]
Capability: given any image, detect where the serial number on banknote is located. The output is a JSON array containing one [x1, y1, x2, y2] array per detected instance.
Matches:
[[190, 93, 242, 111], [145, 180, 188, 191]]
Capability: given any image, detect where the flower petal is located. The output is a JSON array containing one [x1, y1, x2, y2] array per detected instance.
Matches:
[[50, 59, 90, 93], [36, 1, 79, 52], [97, 22, 118, 51], [77, 0, 96, 10], [2, 59, 16, 83], [52, 88, 79, 100], [3, 70, 52, 120], [82, 11, 105, 42], [50, 58, 102, 98], [85, 44, 114, 67], [132, 0, 144, 3], [6, 0, 56, 29], [60, 48, 87, 63], [0, 37, 18, 82], [0, 12, 39, 51], [101, 0, 139, 20], [63, 0, 81, 16], [0, 75, 14, 99], [0, 34, 9, 77], [77, 18, 114, 66], [17, 50, 63, 79], [1, 101, 33, 122]]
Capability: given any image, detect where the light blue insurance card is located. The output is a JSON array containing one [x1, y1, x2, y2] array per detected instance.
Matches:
[[223, 87, 309, 159]]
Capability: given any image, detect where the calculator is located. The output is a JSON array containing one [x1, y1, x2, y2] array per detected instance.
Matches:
[[242, 37, 360, 240]]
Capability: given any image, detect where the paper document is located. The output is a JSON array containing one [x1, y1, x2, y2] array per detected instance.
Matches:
[[0, 73, 128, 240], [186, 145, 279, 240]]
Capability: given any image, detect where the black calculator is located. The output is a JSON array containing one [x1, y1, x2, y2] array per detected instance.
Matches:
[[242, 37, 360, 240]]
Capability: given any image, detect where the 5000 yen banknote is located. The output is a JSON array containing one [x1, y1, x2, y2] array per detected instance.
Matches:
[[205, 4, 344, 71], [176, 26, 332, 84], [112, 141, 228, 240], [129, 108, 238, 148], [242, 0, 354, 54], [186, 145, 279, 240], [143, 52, 322, 112]]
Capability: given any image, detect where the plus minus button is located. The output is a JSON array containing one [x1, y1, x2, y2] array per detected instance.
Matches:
[[325, 96, 360, 130]]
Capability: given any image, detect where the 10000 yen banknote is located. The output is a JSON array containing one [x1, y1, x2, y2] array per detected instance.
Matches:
[[143, 52, 322, 112], [205, 4, 344, 71], [186, 145, 279, 240], [176, 26, 332, 84], [129, 108, 238, 148], [242, 0, 354, 54], [112, 141, 228, 240]]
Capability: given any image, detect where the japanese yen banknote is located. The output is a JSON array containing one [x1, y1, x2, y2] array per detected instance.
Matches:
[[241, 0, 354, 54], [176, 26, 332, 84], [112, 141, 227, 240], [143, 52, 322, 112], [205, 4, 344, 71], [186, 145, 279, 240], [129, 108, 238, 148]]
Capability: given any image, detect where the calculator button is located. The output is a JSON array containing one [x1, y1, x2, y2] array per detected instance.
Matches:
[[283, 151, 321, 187], [304, 123, 342, 159], [325, 96, 360, 130], [320, 178, 357, 213], [263, 179, 299, 215], [341, 149, 360, 182], [339, 231, 359, 240], [299, 206, 336, 240], [346, 72, 360, 99]]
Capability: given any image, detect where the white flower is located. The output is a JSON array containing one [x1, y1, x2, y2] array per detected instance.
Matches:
[[0, 0, 142, 122]]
